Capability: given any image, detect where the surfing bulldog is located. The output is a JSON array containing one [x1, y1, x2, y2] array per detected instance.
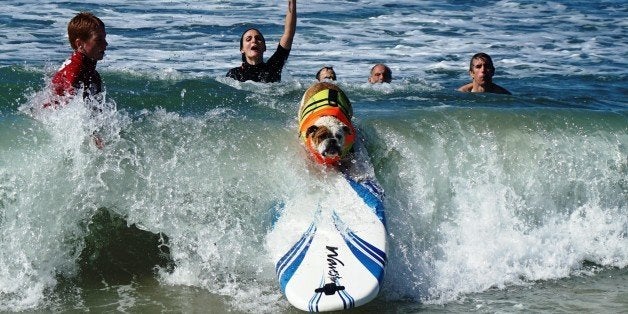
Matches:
[[298, 82, 356, 167], [273, 82, 387, 312]]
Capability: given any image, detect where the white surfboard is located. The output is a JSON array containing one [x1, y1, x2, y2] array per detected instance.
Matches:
[[268, 174, 387, 312]]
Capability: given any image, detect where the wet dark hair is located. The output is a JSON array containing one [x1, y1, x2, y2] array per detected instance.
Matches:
[[316, 66, 336, 81], [240, 28, 265, 63], [469, 52, 495, 72]]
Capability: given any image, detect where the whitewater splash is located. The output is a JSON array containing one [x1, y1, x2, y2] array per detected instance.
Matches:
[[0, 72, 626, 312], [1, 93, 117, 310], [368, 108, 627, 303], [0, 0, 626, 311]]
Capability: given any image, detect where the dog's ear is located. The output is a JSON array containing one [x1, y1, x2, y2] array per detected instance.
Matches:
[[306, 125, 320, 137], [342, 125, 352, 135]]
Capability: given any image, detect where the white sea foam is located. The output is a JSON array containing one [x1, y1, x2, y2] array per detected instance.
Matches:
[[1, 96, 626, 311], [369, 110, 628, 303]]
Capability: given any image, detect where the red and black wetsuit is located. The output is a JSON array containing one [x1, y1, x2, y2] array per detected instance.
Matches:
[[51, 51, 102, 99], [226, 44, 290, 83]]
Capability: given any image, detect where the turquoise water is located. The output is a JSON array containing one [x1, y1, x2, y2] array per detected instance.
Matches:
[[1, 1, 627, 312]]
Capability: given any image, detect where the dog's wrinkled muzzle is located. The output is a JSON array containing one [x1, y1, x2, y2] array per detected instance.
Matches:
[[322, 140, 341, 157], [323, 148, 340, 157], [305, 136, 341, 165]]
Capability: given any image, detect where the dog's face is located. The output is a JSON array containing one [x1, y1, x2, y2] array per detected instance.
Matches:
[[305, 116, 352, 159]]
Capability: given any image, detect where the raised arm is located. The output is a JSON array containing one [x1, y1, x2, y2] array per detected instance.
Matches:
[[279, 0, 297, 50]]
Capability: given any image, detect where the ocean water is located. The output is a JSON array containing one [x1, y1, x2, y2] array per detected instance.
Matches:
[[1, 0, 627, 313]]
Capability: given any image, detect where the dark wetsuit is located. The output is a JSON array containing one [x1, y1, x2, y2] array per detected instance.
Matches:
[[51, 51, 102, 98], [226, 44, 290, 83]]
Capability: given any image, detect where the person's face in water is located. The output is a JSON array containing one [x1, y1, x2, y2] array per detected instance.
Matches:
[[241, 29, 266, 64], [368, 64, 391, 83], [318, 67, 336, 81], [469, 57, 495, 86], [78, 27, 107, 61]]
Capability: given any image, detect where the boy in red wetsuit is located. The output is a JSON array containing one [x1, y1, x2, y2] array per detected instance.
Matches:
[[49, 12, 108, 148], [51, 12, 107, 100]]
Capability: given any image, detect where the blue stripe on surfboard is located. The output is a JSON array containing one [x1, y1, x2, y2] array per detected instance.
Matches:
[[332, 213, 386, 283], [338, 286, 355, 309], [344, 232, 386, 282], [309, 277, 325, 312], [348, 230, 387, 267], [276, 223, 317, 293], [275, 223, 315, 275], [278, 230, 316, 294], [331, 211, 386, 266], [344, 175, 386, 226]]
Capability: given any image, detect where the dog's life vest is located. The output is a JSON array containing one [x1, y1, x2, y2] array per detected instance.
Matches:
[[298, 88, 355, 165]]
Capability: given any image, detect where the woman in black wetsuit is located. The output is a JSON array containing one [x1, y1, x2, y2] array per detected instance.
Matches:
[[226, 0, 297, 83]]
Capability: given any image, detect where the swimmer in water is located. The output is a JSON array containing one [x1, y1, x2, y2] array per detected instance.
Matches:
[[458, 52, 511, 94], [226, 0, 297, 83]]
